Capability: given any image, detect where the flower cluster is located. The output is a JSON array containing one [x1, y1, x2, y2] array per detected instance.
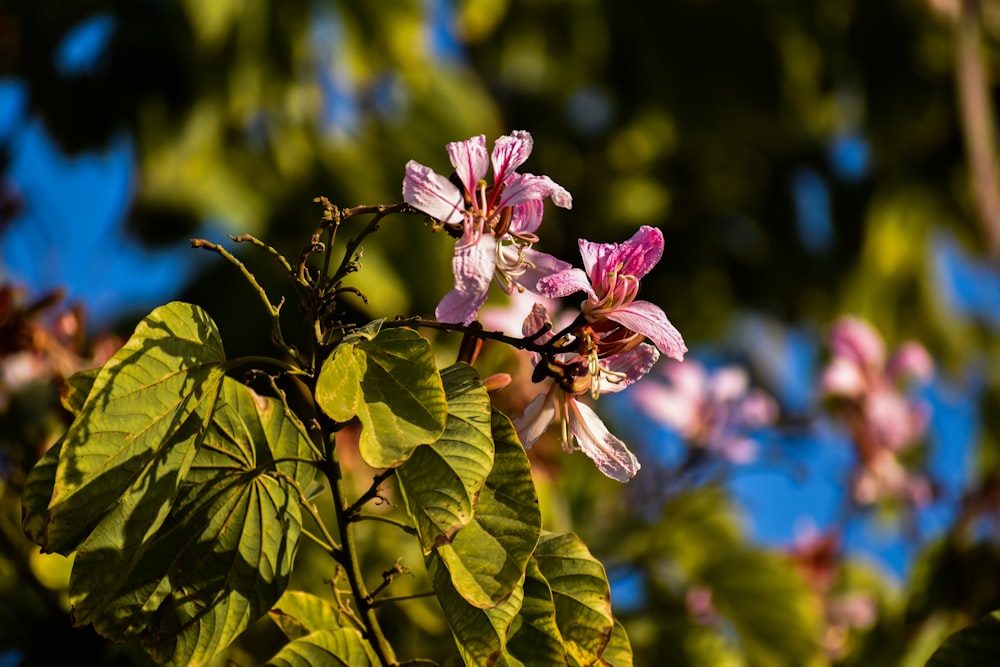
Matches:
[[819, 316, 934, 505], [403, 132, 687, 481], [630, 359, 778, 464]]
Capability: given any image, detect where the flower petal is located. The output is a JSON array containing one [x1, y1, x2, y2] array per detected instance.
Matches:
[[578, 237, 613, 287], [568, 398, 640, 482], [453, 233, 497, 294], [607, 300, 687, 361], [435, 287, 489, 325], [508, 247, 572, 296], [403, 161, 465, 223], [497, 173, 573, 211], [446, 134, 489, 197], [513, 386, 558, 449], [491, 131, 533, 186], [435, 234, 497, 324], [599, 343, 660, 394], [829, 316, 885, 370], [536, 267, 594, 298], [510, 200, 543, 235], [614, 225, 664, 280]]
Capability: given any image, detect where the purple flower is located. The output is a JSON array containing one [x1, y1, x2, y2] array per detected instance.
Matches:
[[630, 359, 778, 464], [819, 316, 935, 505], [537, 225, 687, 362], [403, 131, 573, 324], [512, 303, 659, 482]]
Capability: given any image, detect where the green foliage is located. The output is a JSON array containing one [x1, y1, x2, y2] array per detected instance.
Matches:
[[315, 323, 448, 469], [926, 611, 1000, 666], [266, 629, 380, 667], [397, 363, 495, 550], [21, 303, 314, 666], [18, 295, 632, 666]]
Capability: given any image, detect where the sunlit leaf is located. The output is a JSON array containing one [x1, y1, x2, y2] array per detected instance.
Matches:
[[926, 611, 1000, 667], [139, 472, 302, 667], [269, 591, 345, 640], [600, 620, 634, 667], [315, 325, 447, 469], [38, 302, 227, 555], [534, 531, 615, 665], [505, 557, 567, 665], [435, 409, 540, 607], [60, 367, 100, 416], [428, 553, 525, 667], [63, 378, 311, 667], [266, 628, 380, 667], [397, 363, 494, 551]]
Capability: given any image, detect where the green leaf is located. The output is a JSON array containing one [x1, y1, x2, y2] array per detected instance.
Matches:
[[65, 378, 310, 667], [69, 401, 217, 631], [139, 472, 302, 667], [21, 439, 64, 545], [700, 548, 824, 667], [428, 553, 525, 667], [269, 591, 345, 640], [315, 326, 447, 469], [600, 621, 634, 667], [60, 367, 100, 415], [926, 611, 1000, 667], [534, 531, 615, 665], [266, 628, 380, 667], [435, 409, 540, 607], [505, 557, 568, 666], [397, 363, 494, 551], [41, 302, 227, 554]]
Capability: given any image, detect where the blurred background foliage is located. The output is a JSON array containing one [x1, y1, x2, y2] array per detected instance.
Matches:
[[3, 0, 1000, 665]]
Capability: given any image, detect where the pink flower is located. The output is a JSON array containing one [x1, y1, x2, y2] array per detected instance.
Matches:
[[819, 317, 935, 505], [512, 303, 659, 482], [537, 225, 687, 362], [403, 131, 573, 324], [630, 360, 778, 464]]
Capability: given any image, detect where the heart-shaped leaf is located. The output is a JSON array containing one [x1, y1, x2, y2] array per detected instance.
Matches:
[[315, 325, 447, 469], [40, 302, 227, 554]]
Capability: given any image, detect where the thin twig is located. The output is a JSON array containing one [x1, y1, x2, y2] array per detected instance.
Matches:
[[191, 238, 307, 366]]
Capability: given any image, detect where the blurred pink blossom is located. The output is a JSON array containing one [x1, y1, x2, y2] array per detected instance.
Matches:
[[820, 316, 934, 506], [630, 359, 778, 464]]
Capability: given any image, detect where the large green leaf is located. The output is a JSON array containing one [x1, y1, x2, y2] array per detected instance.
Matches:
[[269, 591, 345, 640], [64, 378, 311, 667], [435, 409, 541, 607], [428, 553, 525, 667], [505, 557, 568, 666], [315, 324, 447, 469], [397, 363, 494, 551], [38, 301, 227, 554], [139, 471, 302, 667], [266, 628, 380, 667], [534, 531, 615, 665]]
